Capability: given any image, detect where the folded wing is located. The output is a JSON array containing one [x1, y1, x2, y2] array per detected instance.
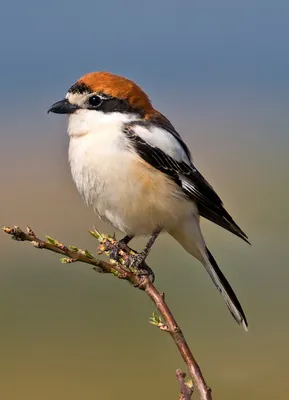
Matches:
[[124, 119, 249, 244]]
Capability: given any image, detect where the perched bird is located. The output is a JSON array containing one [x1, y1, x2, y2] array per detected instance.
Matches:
[[48, 71, 249, 330]]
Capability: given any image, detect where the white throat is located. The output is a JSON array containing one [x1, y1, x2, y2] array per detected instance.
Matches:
[[67, 109, 137, 137]]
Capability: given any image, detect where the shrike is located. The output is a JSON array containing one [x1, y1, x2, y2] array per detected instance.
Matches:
[[48, 71, 249, 330]]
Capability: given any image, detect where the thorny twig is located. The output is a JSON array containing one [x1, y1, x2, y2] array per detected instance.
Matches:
[[2, 225, 212, 400]]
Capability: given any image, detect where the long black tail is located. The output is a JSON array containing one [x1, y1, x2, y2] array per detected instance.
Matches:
[[205, 247, 248, 330]]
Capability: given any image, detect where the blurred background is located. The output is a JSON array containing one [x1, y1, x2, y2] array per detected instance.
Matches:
[[1, 1, 289, 399]]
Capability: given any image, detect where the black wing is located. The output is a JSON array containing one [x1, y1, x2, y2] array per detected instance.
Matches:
[[124, 122, 249, 244]]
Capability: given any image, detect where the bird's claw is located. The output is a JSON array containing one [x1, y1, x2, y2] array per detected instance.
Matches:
[[128, 251, 146, 269], [127, 252, 155, 283], [109, 240, 129, 262], [109, 241, 155, 283]]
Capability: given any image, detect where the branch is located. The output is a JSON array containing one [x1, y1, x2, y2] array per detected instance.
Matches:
[[2, 225, 212, 400], [176, 369, 194, 400]]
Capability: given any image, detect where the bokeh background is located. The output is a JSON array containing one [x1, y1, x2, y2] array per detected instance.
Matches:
[[1, 1, 289, 399]]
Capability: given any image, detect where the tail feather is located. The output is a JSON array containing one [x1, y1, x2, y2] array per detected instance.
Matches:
[[170, 216, 248, 330], [205, 247, 248, 330]]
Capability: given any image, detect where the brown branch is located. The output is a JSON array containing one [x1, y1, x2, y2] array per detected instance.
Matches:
[[176, 369, 194, 400], [147, 284, 211, 399], [2, 225, 212, 400]]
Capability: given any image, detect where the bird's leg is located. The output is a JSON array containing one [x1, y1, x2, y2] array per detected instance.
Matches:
[[110, 234, 134, 261], [129, 228, 162, 271]]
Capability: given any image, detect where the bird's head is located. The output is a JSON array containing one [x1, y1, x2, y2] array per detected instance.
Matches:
[[48, 71, 154, 136]]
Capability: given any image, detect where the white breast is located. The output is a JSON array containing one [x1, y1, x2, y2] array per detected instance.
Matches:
[[68, 113, 133, 224], [68, 110, 196, 235]]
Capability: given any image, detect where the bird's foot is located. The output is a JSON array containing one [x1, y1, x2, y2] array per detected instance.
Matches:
[[109, 241, 129, 262], [109, 234, 134, 262], [107, 233, 156, 284], [127, 252, 155, 283], [128, 251, 146, 269]]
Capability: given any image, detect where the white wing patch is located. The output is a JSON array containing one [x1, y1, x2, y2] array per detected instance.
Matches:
[[132, 124, 191, 165]]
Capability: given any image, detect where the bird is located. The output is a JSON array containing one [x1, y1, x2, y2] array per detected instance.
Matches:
[[48, 71, 249, 330]]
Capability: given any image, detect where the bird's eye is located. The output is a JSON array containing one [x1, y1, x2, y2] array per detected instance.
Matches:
[[88, 95, 102, 108]]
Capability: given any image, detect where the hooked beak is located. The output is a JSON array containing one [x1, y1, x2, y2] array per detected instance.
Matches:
[[48, 99, 79, 114]]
